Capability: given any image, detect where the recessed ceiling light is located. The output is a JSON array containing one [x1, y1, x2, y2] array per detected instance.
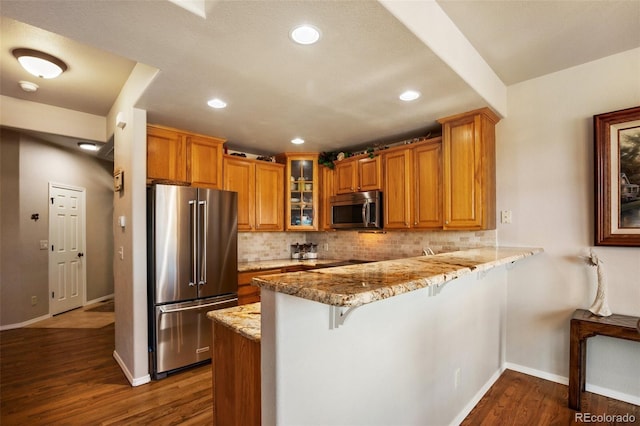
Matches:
[[207, 98, 227, 109], [291, 138, 305, 145], [290, 25, 320, 45], [12, 48, 68, 79], [78, 142, 98, 151], [399, 90, 421, 102], [19, 80, 39, 92]]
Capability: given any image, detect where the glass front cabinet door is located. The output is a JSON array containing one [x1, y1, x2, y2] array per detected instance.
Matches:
[[277, 153, 319, 231]]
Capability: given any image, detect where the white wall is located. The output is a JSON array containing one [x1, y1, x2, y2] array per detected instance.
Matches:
[[498, 48, 640, 402], [110, 62, 159, 386], [0, 130, 114, 327], [261, 265, 514, 425]]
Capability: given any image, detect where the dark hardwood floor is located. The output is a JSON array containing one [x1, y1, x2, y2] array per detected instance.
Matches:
[[0, 324, 212, 425], [1, 322, 638, 425]]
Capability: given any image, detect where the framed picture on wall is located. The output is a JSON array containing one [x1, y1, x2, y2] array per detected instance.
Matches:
[[594, 105, 640, 246]]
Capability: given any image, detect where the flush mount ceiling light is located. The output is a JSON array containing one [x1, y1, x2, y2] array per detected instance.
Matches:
[[291, 138, 305, 145], [399, 90, 421, 102], [18, 80, 39, 93], [207, 98, 227, 109], [290, 25, 320, 45], [12, 48, 68, 79], [78, 142, 98, 151]]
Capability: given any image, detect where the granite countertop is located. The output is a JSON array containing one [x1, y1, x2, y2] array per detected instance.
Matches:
[[252, 247, 543, 308], [238, 258, 344, 272], [207, 302, 261, 342]]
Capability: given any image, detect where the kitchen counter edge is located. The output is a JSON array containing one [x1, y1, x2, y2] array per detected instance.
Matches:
[[251, 246, 543, 308], [207, 302, 261, 342]]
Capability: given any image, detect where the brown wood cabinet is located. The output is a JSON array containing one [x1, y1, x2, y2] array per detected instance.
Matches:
[[382, 148, 412, 229], [334, 155, 382, 194], [438, 108, 499, 230], [381, 137, 443, 230], [189, 135, 223, 188], [147, 124, 224, 188], [320, 165, 335, 230], [237, 268, 280, 305], [212, 319, 260, 426], [413, 140, 443, 229], [276, 153, 319, 231], [223, 156, 284, 232], [147, 125, 188, 184]]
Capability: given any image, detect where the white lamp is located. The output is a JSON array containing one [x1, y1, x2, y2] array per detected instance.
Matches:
[[13, 48, 68, 79]]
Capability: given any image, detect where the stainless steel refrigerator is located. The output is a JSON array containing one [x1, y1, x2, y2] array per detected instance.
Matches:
[[147, 184, 238, 379]]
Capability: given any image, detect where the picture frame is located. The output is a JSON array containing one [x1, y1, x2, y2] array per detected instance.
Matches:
[[594, 105, 640, 246]]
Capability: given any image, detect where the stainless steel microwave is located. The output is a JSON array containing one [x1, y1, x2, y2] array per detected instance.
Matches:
[[330, 190, 382, 229]]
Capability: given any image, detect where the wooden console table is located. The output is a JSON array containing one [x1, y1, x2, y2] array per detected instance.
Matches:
[[569, 309, 640, 410]]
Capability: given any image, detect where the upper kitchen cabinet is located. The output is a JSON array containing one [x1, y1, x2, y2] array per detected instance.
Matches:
[[276, 153, 319, 231], [381, 137, 443, 230], [147, 125, 188, 184], [319, 165, 335, 231], [438, 108, 500, 230], [146, 124, 224, 188], [382, 148, 412, 229], [413, 139, 443, 229], [334, 155, 382, 194], [189, 135, 224, 188], [223, 156, 284, 232]]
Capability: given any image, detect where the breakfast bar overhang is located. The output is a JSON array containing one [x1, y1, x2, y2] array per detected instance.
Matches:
[[253, 247, 542, 425]]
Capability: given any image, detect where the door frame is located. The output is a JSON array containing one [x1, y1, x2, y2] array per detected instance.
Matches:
[[48, 182, 88, 314]]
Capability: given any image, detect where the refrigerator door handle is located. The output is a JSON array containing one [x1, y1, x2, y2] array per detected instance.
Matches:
[[198, 200, 207, 286], [158, 298, 238, 314], [189, 200, 197, 287]]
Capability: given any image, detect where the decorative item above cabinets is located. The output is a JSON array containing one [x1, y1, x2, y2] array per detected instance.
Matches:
[[146, 124, 224, 188]]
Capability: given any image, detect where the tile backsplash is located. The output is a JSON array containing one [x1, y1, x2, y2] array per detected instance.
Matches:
[[238, 232, 308, 262], [238, 230, 496, 262]]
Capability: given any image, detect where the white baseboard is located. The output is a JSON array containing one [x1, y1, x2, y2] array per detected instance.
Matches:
[[450, 368, 503, 426], [585, 383, 640, 406], [504, 362, 568, 385], [0, 294, 114, 330], [113, 350, 151, 387], [0, 314, 51, 331], [85, 293, 114, 306], [505, 362, 640, 406]]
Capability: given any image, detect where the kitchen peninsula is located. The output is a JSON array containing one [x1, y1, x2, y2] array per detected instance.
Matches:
[[215, 246, 542, 425]]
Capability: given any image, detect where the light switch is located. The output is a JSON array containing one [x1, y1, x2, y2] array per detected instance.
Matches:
[[40, 240, 49, 250]]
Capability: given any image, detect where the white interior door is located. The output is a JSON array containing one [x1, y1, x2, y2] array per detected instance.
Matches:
[[49, 183, 86, 315]]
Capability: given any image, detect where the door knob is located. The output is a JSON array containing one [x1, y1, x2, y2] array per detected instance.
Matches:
[[77, 252, 84, 258]]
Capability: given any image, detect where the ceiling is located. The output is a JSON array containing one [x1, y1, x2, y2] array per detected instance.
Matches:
[[1, 0, 639, 158]]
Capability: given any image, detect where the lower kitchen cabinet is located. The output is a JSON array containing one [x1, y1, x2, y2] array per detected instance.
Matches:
[[212, 319, 260, 426], [237, 269, 280, 305]]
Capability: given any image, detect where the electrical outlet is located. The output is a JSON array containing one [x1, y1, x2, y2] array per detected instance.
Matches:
[[118, 246, 124, 260], [31, 296, 37, 306], [500, 210, 512, 224], [454, 368, 461, 389]]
